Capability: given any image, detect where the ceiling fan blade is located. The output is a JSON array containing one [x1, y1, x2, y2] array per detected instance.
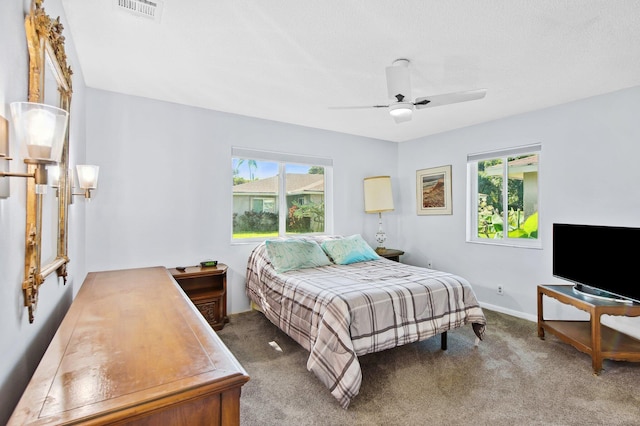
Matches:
[[414, 88, 487, 109], [386, 59, 411, 101], [328, 105, 389, 110]]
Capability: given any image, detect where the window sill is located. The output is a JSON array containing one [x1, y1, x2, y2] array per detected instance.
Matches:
[[466, 239, 542, 250]]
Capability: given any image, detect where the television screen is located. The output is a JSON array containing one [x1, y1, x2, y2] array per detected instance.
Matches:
[[553, 223, 640, 304]]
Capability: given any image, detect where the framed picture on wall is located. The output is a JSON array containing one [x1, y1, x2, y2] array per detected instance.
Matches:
[[416, 165, 452, 215]]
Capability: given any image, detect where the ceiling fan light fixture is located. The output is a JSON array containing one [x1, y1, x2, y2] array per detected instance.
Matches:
[[389, 102, 413, 123], [330, 59, 487, 123]]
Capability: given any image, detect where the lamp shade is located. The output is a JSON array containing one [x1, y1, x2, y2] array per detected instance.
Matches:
[[76, 164, 99, 189], [0, 115, 8, 157], [48, 165, 61, 188], [10, 102, 69, 163], [364, 176, 394, 213], [389, 103, 413, 123]]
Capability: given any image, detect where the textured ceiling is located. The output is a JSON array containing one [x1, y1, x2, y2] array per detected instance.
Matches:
[[60, 0, 640, 142]]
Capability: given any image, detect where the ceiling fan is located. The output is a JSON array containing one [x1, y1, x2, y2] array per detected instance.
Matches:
[[330, 59, 487, 124]]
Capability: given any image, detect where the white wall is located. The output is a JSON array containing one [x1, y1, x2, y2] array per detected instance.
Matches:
[[84, 83, 640, 326], [84, 85, 640, 341], [0, 0, 88, 423], [398, 85, 640, 337], [84, 88, 399, 314]]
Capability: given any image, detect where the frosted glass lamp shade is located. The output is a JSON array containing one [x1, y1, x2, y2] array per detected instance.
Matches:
[[76, 165, 99, 189], [10, 102, 69, 163], [48, 165, 61, 188], [364, 176, 394, 213], [389, 103, 413, 123], [0, 115, 7, 158]]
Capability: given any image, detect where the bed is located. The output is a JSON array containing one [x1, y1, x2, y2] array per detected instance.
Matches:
[[245, 234, 486, 408]]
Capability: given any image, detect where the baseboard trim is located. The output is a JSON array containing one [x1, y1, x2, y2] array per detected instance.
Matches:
[[479, 302, 537, 323]]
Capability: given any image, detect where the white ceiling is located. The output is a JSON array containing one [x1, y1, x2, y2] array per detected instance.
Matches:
[[60, 0, 640, 142]]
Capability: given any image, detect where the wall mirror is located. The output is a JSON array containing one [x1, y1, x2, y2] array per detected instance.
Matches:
[[22, 0, 73, 323]]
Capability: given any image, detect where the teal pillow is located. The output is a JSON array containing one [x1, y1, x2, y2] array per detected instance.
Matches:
[[265, 239, 332, 273], [321, 234, 380, 265]]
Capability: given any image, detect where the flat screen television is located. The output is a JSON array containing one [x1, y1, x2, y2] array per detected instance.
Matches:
[[553, 223, 640, 304]]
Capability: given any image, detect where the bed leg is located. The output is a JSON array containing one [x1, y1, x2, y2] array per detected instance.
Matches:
[[441, 331, 447, 350]]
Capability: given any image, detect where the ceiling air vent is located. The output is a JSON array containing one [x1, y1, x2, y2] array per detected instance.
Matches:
[[115, 0, 163, 22]]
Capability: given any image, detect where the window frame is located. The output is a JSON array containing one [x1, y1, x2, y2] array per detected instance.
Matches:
[[231, 147, 333, 243], [466, 143, 542, 249]]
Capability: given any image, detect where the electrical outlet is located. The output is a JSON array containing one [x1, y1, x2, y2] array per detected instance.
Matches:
[[497, 285, 504, 295], [427, 260, 433, 269]]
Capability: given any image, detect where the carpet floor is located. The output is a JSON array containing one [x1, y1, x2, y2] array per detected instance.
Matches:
[[216, 309, 640, 426]]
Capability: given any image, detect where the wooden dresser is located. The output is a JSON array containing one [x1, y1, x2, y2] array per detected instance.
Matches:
[[8, 266, 249, 425]]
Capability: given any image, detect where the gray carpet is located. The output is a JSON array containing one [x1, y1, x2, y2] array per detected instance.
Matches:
[[216, 309, 640, 426]]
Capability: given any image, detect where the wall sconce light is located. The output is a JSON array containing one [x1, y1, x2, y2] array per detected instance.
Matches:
[[0, 102, 69, 195], [363, 175, 395, 253], [0, 115, 9, 198], [49, 164, 100, 200], [73, 164, 99, 199]]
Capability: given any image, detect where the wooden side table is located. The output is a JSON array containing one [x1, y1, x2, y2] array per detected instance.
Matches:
[[169, 264, 228, 330], [538, 284, 640, 374], [376, 248, 405, 262]]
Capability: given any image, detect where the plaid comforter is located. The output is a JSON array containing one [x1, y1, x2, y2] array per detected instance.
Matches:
[[245, 237, 486, 408]]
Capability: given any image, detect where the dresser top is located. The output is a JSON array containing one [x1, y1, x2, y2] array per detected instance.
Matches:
[[9, 266, 248, 425]]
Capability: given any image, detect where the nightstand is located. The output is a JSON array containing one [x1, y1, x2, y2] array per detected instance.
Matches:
[[168, 264, 228, 330], [376, 248, 405, 262]]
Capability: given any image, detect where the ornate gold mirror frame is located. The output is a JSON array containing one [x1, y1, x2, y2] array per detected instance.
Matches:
[[23, 0, 73, 323]]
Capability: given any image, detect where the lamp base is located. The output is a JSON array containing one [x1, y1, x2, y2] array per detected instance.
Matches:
[[374, 212, 387, 254]]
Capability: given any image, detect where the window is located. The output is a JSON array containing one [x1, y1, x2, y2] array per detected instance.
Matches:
[[232, 148, 333, 241], [467, 144, 541, 248], [252, 198, 275, 213]]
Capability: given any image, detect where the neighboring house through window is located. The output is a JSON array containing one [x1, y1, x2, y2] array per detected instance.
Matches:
[[232, 147, 333, 241], [467, 143, 541, 248]]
